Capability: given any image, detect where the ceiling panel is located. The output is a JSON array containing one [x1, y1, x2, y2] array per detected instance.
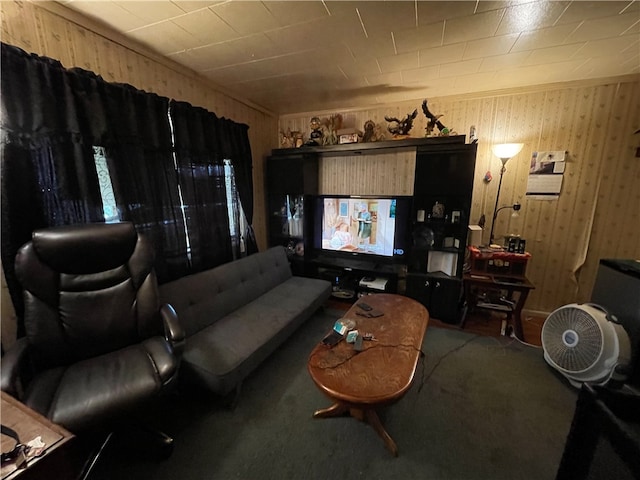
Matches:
[[56, 0, 640, 115], [115, 1, 185, 26], [170, 7, 239, 45]]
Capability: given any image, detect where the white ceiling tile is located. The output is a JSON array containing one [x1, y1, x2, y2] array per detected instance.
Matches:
[[264, 18, 342, 53], [168, 41, 243, 71], [495, 1, 570, 35], [557, 1, 636, 25], [209, 1, 281, 36], [170, 1, 223, 14], [61, 0, 640, 114], [492, 64, 550, 88], [263, 1, 330, 26], [337, 58, 383, 78], [377, 51, 419, 73], [443, 9, 505, 45], [343, 33, 397, 60], [523, 43, 586, 66], [63, 1, 148, 31], [419, 43, 466, 67], [127, 20, 200, 54], [479, 51, 531, 72], [572, 35, 640, 60], [454, 71, 498, 90], [566, 11, 640, 43], [463, 33, 519, 60], [114, 1, 185, 26], [439, 58, 483, 78], [417, 1, 478, 25], [354, 2, 418, 36], [171, 8, 238, 44], [402, 65, 440, 84], [511, 22, 582, 52], [393, 22, 444, 54], [365, 71, 404, 86], [225, 34, 281, 63]]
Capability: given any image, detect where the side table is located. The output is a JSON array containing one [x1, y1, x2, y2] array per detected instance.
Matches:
[[460, 273, 535, 341], [1, 392, 77, 480]]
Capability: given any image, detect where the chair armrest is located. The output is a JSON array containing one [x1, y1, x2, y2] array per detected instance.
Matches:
[[160, 303, 185, 356], [0, 337, 30, 398]]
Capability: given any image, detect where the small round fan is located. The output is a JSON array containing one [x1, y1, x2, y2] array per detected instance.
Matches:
[[541, 303, 632, 388]]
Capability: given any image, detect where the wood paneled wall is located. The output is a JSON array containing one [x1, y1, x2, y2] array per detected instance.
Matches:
[[280, 80, 640, 314], [320, 149, 416, 196]]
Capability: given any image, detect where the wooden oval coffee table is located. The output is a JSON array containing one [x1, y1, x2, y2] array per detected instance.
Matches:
[[307, 294, 429, 456]]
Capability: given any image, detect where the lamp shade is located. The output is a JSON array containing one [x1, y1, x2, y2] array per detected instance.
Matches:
[[492, 143, 524, 160]]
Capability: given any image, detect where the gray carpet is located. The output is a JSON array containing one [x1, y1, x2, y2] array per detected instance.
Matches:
[[93, 307, 578, 480]]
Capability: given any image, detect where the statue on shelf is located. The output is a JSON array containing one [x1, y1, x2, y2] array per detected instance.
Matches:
[[280, 129, 294, 148], [321, 114, 343, 146], [305, 116, 323, 146], [362, 120, 386, 143], [384, 109, 417, 137], [422, 99, 449, 136]]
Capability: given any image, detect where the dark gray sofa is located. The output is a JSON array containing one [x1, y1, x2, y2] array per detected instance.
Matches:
[[159, 246, 331, 398]]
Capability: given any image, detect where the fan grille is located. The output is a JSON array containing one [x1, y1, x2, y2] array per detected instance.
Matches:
[[542, 306, 604, 373]]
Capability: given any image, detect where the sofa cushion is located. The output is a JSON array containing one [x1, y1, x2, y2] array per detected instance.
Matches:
[[159, 247, 293, 337], [180, 276, 331, 395]]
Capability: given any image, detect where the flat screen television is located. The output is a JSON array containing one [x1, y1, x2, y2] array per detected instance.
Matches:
[[312, 195, 412, 263]]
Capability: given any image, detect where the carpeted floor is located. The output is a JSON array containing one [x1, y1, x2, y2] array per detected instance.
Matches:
[[92, 306, 578, 480]]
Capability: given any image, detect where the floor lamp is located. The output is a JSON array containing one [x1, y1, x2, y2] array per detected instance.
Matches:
[[489, 143, 524, 245]]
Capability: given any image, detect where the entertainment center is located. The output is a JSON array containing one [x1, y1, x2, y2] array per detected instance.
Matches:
[[267, 136, 477, 323]]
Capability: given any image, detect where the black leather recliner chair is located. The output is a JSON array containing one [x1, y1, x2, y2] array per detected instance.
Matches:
[[0, 222, 184, 474]]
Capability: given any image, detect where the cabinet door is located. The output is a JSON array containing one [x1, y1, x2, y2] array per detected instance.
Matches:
[[414, 146, 476, 196], [428, 276, 463, 324], [267, 154, 318, 194], [406, 273, 433, 307], [406, 273, 462, 324]]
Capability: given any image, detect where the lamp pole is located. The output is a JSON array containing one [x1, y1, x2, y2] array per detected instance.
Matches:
[[488, 143, 524, 246], [489, 159, 508, 245]]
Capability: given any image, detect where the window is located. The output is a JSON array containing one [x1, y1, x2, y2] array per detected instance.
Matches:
[[93, 146, 120, 223]]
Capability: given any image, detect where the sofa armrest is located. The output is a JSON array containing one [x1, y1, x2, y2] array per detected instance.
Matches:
[[0, 337, 30, 398], [161, 303, 185, 356]]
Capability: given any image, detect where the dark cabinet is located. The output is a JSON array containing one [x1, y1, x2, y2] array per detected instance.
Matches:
[[406, 273, 463, 324], [408, 144, 477, 322], [266, 138, 477, 314], [266, 154, 318, 272]]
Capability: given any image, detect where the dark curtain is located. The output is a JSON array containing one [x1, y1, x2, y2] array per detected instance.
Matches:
[[99, 83, 190, 282], [1, 44, 191, 336], [217, 118, 258, 254], [169, 101, 233, 272], [0, 44, 104, 331]]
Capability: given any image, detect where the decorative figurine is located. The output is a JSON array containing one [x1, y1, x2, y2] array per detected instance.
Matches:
[[384, 109, 418, 137], [280, 129, 294, 148], [421, 99, 448, 136], [432, 201, 445, 219], [305, 116, 323, 146], [362, 120, 386, 143], [321, 114, 343, 146]]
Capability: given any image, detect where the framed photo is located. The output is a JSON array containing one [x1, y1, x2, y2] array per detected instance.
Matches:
[[451, 210, 461, 224], [339, 133, 359, 144]]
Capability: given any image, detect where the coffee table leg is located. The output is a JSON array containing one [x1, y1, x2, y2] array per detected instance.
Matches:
[[365, 409, 398, 457], [313, 402, 348, 418], [313, 403, 399, 456]]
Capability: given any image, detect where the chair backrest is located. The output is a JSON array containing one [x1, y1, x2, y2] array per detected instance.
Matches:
[[15, 222, 164, 369]]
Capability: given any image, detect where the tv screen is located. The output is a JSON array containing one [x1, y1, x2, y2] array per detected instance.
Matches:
[[314, 196, 410, 260]]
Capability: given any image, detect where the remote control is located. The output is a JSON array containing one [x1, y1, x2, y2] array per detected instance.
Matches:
[[357, 302, 373, 311], [354, 334, 364, 352]]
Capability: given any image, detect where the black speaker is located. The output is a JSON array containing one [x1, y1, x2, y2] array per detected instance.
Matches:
[[591, 259, 640, 387]]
